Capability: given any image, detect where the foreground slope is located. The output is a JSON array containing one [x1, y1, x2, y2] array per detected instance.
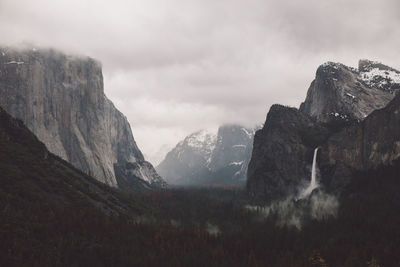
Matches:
[[0, 46, 165, 189], [1, 104, 400, 266], [0, 105, 135, 216]]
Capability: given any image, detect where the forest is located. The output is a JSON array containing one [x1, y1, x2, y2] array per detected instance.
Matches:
[[1, 159, 400, 266], [0, 108, 399, 266]]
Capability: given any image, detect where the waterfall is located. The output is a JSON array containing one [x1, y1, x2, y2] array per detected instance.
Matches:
[[299, 147, 319, 199]]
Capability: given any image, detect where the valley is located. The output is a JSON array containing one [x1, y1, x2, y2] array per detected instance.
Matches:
[[1, 46, 400, 266]]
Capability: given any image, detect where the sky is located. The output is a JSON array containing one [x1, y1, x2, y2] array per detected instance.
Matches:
[[1, 0, 400, 165]]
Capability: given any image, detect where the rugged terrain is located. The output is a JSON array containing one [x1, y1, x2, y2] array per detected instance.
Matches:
[[2, 100, 399, 266], [1, 57, 400, 266], [0, 46, 164, 189], [300, 60, 400, 122], [248, 60, 400, 200], [0, 105, 135, 216]]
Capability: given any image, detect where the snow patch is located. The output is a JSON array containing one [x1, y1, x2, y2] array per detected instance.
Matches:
[[241, 128, 253, 138], [229, 161, 244, 166], [359, 67, 400, 89], [4, 61, 24, 65], [345, 92, 356, 99], [322, 62, 339, 69], [232, 144, 246, 148], [185, 130, 217, 150], [330, 112, 348, 119]]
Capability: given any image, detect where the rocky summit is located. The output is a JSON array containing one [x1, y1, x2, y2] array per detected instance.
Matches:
[[248, 60, 400, 200], [0, 46, 165, 189], [300, 60, 400, 123]]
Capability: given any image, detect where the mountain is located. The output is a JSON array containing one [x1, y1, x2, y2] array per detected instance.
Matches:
[[300, 60, 400, 122], [156, 130, 216, 185], [247, 105, 329, 200], [0, 46, 165, 190], [319, 91, 400, 192], [247, 60, 400, 200], [157, 125, 256, 186], [0, 105, 135, 216]]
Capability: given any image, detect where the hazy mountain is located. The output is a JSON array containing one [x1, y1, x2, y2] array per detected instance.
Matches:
[[0, 46, 165, 190], [157, 125, 257, 186]]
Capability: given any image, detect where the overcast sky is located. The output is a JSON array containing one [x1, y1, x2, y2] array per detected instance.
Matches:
[[1, 0, 400, 165]]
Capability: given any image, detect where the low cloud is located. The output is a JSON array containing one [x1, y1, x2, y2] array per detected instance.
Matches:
[[246, 190, 339, 229]]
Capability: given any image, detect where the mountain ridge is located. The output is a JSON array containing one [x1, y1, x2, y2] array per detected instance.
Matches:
[[248, 59, 400, 200], [300, 59, 400, 123]]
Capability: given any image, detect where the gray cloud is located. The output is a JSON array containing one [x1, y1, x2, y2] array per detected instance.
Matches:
[[1, 0, 399, 164]]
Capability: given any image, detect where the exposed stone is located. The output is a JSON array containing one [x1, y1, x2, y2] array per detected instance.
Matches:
[[248, 60, 400, 200], [300, 61, 398, 123], [0, 46, 164, 188], [247, 105, 330, 200], [320, 93, 400, 192]]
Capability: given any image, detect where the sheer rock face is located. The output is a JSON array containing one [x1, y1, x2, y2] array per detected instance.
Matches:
[[208, 125, 254, 173], [0, 105, 135, 216], [300, 60, 400, 123], [0, 47, 164, 188], [157, 125, 256, 186], [319, 93, 400, 192], [247, 105, 330, 200], [248, 60, 400, 200]]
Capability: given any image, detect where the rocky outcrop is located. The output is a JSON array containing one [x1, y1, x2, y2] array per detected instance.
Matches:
[[247, 105, 330, 200], [157, 125, 256, 186], [0, 46, 164, 189], [300, 60, 400, 123], [319, 92, 400, 192], [248, 60, 400, 200]]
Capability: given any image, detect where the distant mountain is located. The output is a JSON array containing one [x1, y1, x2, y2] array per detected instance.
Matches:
[[248, 60, 400, 200], [0, 46, 165, 190], [157, 125, 257, 186]]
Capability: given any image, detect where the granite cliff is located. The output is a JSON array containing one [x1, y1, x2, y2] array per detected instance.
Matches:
[[319, 92, 400, 192], [0, 46, 165, 189], [0, 105, 134, 216], [248, 60, 400, 200], [300, 60, 400, 122], [247, 105, 329, 200]]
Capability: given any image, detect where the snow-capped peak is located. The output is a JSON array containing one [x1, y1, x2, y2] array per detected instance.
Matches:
[[358, 67, 400, 90], [185, 129, 217, 150]]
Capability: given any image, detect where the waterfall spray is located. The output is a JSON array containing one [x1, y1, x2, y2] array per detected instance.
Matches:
[[299, 147, 319, 199]]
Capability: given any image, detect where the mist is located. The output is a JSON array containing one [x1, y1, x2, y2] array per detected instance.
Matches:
[[246, 190, 339, 229]]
